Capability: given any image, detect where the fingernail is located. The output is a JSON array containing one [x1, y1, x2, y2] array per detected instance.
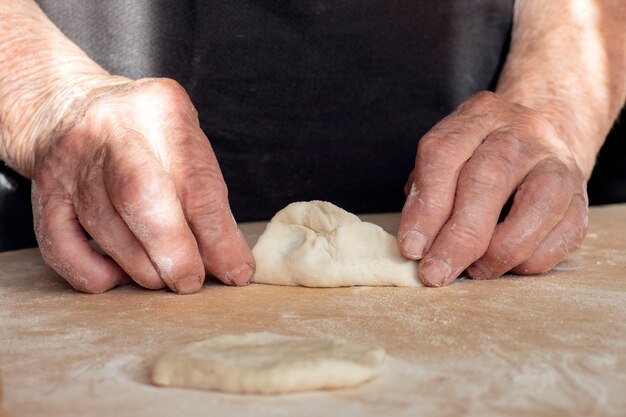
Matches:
[[401, 230, 428, 259], [227, 263, 254, 286], [467, 261, 492, 280], [419, 257, 452, 287], [175, 274, 203, 294]]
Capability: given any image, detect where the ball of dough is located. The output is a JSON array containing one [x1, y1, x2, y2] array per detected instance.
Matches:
[[252, 201, 421, 287], [151, 333, 385, 394]]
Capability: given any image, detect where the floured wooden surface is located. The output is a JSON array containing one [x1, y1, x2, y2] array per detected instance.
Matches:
[[1, 205, 626, 417]]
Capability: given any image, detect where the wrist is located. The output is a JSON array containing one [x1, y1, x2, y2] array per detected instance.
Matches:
[[31, 73, 132, 175], [0, 0, 132, 178], [1, 67, 131, 179]]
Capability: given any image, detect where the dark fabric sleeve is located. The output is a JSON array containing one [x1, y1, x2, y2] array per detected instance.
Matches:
[[0, 165, 36, 251]]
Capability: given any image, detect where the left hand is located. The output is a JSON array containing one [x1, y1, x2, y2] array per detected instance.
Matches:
[[398, 91, 588, 287]]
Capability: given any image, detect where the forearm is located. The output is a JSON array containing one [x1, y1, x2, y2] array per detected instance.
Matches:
[[0, 0, 128, 178], [496, 0, 626, 178]]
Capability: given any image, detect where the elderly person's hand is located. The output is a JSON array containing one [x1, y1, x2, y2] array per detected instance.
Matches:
[[398, 92, 587, 286], [0, 1, 254, 294], [397, 0, 626, 286], [31, 78, 254, 294]]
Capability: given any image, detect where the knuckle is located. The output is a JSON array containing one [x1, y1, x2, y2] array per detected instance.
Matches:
[[417, 134, 444, 160], [403, 178, 453, 221], [460, 165, 509, 196], [479, 140, 521, 169], [96, 78, 198, 127], [489, 238, 528, 269], [150, 78, 186, 94], [467, 91, 499, 107], [420, 193, 450, 214], [145, 78, 198, 119], [179, 170, 229, 220], [75, 196, 109, 229], [446, 222, 488, 257], [149, 77, 188, 97], [455, 91, 500, 114], [537, 156, 568, 172], [517, 177, 565, 215], [515, 158, 582, 216], [540, 160, 570, 188], [418, 129, 465, 161], [112, 167, 176, 210], [104, 146, 155, 189], [520, 112, 556, 138]]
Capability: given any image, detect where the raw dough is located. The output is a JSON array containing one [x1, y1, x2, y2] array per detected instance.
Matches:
[[151, 333, 385, 394], [252, 201, 421, 287]]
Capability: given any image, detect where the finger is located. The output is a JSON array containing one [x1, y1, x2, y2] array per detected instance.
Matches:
[[169, 130, 255, 286], [512, 192, 588, 275], [75, 180, 166, 290], [418, 131, 535, 287], [466, 158, 573, 280], [32, 186, 129, 293], [103, 131, 205, 294], [398, 91, 503, 260]]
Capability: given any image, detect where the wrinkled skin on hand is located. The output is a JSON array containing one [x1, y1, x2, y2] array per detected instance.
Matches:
[[32, 78, 255, 294], [398, 91, 588, 287]]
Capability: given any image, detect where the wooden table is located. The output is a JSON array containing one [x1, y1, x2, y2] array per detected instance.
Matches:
[[1, 205, 626, 417]]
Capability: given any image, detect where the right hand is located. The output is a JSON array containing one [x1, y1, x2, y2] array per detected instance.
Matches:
[[32, 78, 255, 294]]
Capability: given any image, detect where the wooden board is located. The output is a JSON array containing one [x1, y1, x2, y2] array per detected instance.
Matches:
[[1, 205, 626, 417]]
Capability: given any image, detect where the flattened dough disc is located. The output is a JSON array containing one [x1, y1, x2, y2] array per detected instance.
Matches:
[[152, 333, 385, 394]]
